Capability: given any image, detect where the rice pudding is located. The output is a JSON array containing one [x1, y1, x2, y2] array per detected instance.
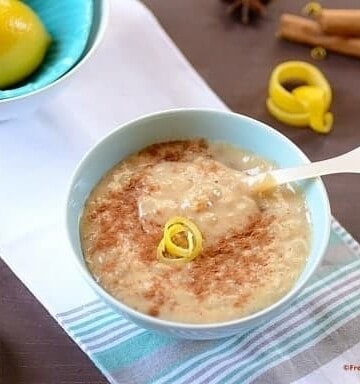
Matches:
[[80, 139, 310, 324]]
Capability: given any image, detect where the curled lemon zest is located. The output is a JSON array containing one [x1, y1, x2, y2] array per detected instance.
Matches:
[[164, 223, 192, 257], [266, 61, 333, 134], [157, 216, 203, 265], [157, 238, 185, 266]]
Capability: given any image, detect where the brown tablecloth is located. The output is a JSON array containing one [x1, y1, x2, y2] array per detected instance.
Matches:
[[1, 1, 359, 382]]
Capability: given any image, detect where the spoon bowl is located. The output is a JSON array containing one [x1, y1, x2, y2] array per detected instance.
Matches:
[[249, 146, 360, 192]]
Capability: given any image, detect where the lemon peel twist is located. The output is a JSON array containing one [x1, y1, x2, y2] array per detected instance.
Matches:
[[157, 216, 203, 266], [266, 61, 333, 134]]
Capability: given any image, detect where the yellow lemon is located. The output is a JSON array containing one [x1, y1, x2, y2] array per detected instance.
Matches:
[[0, 0, 51, 89]]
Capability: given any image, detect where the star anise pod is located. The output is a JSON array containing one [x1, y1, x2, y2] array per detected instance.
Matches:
[[222, 0, 272, 24]]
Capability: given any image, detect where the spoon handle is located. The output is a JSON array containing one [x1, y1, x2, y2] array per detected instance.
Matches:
[[271, 146, 360, 185]]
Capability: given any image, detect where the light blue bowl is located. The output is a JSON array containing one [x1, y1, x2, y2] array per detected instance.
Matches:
[[0, 0, 93, 100], [66, 109, 331, 340]]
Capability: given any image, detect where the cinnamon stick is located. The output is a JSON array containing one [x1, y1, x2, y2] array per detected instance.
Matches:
[[317, 9, 360, 37], [277, 14, 360, 59]]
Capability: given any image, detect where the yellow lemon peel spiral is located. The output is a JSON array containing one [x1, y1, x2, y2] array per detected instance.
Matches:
[[266, 61, 333, 134], [157, 216, 203, 266]]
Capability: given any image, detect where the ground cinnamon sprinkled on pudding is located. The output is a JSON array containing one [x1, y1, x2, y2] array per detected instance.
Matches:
[[81, 139, 310, 324], [87, 172, 162, 259], [187, 214, 275, 299]]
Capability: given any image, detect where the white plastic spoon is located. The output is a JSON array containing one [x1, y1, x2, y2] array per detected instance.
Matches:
[[248, 146, 360, 192]]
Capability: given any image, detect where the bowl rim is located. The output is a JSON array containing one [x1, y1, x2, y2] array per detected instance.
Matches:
[[66, 108, 331, 330], [0, 0, 110, 103]]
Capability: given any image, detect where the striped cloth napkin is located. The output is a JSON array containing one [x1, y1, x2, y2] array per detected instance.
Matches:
[[1, 1, 360, 383], [58, 220, 360, 384]]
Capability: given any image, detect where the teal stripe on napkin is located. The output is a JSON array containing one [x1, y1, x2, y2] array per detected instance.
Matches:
[[329, 230, 343, 246], [93, 333, 174, 372]]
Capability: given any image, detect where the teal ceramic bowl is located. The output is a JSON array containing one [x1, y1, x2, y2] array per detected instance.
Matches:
[[0, 0, 108, 119], [66, 109, 331, 340], [0, 0, 93, 100]]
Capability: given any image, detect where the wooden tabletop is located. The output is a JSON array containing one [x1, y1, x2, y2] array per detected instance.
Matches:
[[1, 0, 359, 383]]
